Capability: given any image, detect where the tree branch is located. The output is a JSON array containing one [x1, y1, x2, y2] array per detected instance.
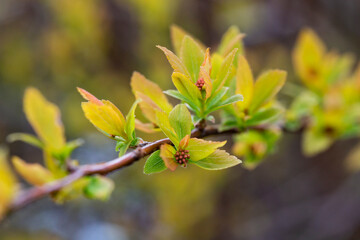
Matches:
[[7, 126, 238, 214], [6, 121, 304, 217]]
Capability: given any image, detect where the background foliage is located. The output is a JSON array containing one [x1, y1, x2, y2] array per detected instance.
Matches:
[[2, 0, 360, 239]]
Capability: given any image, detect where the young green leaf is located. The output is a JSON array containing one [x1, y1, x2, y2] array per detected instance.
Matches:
[[187, 138, 226, 161], [144, 150, 167, 174], [180, 36, 205, 82], [293, 28, 325, 89], [169, 104, 193, 140], [303, 128, 334, 156], [125, 100, 141, 141], [171, 25, 205, 55], [83, 176, 114, 201], [171, 72, 202, 102], [131, 72, 172, 124], [205, 94, 243, 115], [193, 149, 241, 170], [7, 133, 44, 149], [236, 55, 254, 111], [217, 25, 245, 57], [157, 46, 190, 78], [245, 107, 283, 127], [212, 48, 238, 93], [156, 111, 179, 146], [163, 90, 201, 114], [249, 70, 287, 113]]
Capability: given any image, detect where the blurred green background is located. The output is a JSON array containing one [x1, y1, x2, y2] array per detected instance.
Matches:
[[1, 0, 360, 239]]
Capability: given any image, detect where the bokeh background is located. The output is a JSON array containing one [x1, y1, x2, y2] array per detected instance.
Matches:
[[1, 0, 360, 239]]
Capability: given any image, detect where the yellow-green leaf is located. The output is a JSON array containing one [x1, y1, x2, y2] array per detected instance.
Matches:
[[131, 71, 173, 118], [125, 100, 141, 140], [0, 148, 17, 220], [217, 25, 245, 57], [187, 138, 226, 161], [169, 104, 192, 140], [156, 111, 179, 146], [235, 55, 254, 111], [180, 36, 205, 82], [84, 176, 114, 201], [303, 128, 334, 157], [193, 149, 241, 170], [7, 133, 44, 149], [172, 72, 202, 102], [12, 156, 54, 186], [293, 28, 326, 89], [213, 48, 238, 93], [249, 70, 287, 113], [135, 119, 160, 133], [156, 46, 190, 78], [160, 143, 177, 171], [78, 88, 126, 138], [24, 87, 66, 151], [170, 24, 205, 55]]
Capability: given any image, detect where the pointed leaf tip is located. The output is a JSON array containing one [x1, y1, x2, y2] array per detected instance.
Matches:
[[77, 87, 103, 106]]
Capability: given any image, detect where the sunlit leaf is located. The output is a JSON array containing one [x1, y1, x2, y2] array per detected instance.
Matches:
[[163, 90, 200, 114], [131, 71, 173, 121], [171, 72, 202, 102], [249, 70, 287, 113], [157, 46, 190, 78], [193, 149, 241, 170], [78, 88, 126, 138], [125, 100, 141, 141], [205, 94, 243, 115], [187, 138, 226, 161], [217, 25, 245, 57], [180, 36, 205, 82], [171, 24, 205, 55], [245, 107, 283, 127], [169, 104, 193, 140], [156, 111, 179, 146], [135, 119, 160, 133], [213, 48, 238, 93], [24, 87, 66, 151], [293, 28, 326, 89], [235, 55, 254, 111], [0, 148, 17, 220]]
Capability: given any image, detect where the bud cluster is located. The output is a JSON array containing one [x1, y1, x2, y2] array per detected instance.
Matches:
[[195, 78, 205, 91], [174, 149, 190, 166]]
